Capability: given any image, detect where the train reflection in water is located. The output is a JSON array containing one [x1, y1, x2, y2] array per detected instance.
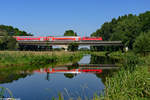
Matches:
[[34, 68, 102, 74], [34, 64, 119, 74]]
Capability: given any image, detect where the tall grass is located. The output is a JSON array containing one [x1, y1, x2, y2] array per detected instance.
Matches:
[[0, 86, 14, 98], [0, 51, 84, 67], [103, 66, 150, 100], [98, 52, 150, 100]]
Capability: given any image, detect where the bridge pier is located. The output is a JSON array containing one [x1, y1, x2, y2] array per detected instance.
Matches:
[[57, 45, 68, 51]]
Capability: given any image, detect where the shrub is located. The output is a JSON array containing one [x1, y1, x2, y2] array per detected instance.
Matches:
[[133, 32, 150, 55]]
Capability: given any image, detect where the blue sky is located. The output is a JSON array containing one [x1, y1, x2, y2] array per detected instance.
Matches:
[[0, 0, 150, 36]]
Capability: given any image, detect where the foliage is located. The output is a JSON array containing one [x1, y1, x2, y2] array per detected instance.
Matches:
[[67, 43, 79, 51], [133, 31, 150, 55], [0, 35, 17, 50], [91, 11, 150, 50], [64, 30, 77, 36], [63, 30, 78, 51], [139, 11, 150, 32], [0, 25, 32, 36], [0, 25, 32, 50]]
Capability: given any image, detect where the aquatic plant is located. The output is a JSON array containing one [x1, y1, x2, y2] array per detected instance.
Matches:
[[0, 86, 14, 99]]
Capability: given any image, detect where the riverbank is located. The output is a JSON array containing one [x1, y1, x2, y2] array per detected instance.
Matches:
[[0, 51, 84, 67], [1, 51, 150, 100], [95, 52, 150, 100]]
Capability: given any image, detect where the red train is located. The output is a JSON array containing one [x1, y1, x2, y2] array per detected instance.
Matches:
[[14, 36, 102, 41], [82, 37, 102, 41]]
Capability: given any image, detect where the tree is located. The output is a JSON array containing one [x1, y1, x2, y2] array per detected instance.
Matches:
[[133, 32, 150, 55], [64, 30, 78, 51], [0, 35, 8, 50], [139, 11, 150, 32], [91, 11, 150, 50], [0, 25, 32, 36], [67, 43, 79, 51], [0, 25, 32, 50], [110, 15, 140, 49], [7, 37, 17, 50], [0, 35, 17, 50], [64, 30, 77, 36], [0, 30, 8, 36]]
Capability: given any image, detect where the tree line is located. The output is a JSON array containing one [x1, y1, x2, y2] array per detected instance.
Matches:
[[0, 25, 32, 50], [91, 11, 150, 54]]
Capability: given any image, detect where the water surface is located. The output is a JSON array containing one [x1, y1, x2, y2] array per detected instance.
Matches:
[[0, 54, 118, 100]]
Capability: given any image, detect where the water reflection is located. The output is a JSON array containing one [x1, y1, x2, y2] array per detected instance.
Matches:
[[0, 54, 119, 100], [90, 54, 119, 64], [0, 69, 32, 84], [34, 63, 119, 83], [0, 54, 118, 84]]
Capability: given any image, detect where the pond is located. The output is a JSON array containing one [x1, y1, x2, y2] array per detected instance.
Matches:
[[0, 54, 119, 100]]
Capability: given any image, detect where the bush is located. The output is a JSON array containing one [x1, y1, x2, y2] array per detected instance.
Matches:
[[68, 43, 79, 51], [133, 32, 150, 55]]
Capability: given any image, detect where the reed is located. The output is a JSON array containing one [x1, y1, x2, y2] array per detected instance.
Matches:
[[95, 52, 150, 100], [103, 66, 150, 100], [0, 86, 14, 98]]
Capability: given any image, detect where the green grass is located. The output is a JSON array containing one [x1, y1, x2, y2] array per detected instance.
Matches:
[[103, 66, 150, 100], [0, 51, 84, 67], [94, 52, 150, 100]]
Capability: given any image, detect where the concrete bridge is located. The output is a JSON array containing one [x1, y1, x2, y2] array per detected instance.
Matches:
[[17, 41, 123, 51], [18, 41, 123, 46]]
